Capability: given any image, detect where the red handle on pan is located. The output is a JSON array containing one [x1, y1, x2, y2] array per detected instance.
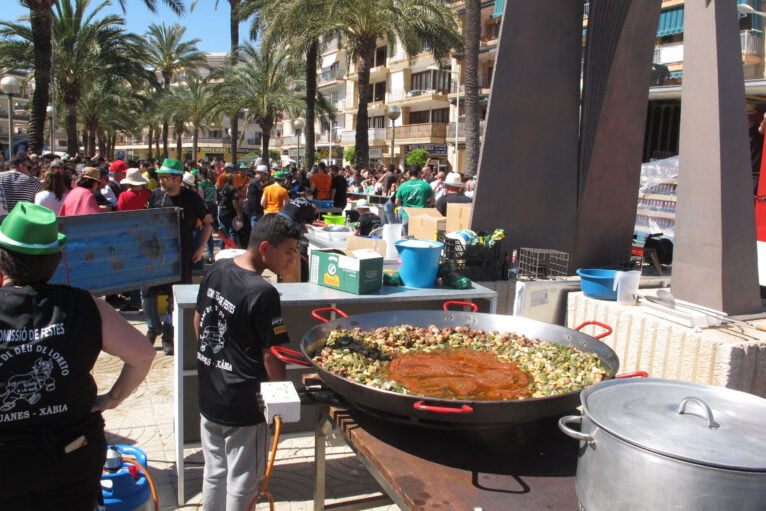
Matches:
[[616, 371, 649, 378], [574, 321, 613, 340], [311, 307, 349, 323], [413, 401, 474, 414], [270, 346, 311, 367], [442, 301, 479, 312]]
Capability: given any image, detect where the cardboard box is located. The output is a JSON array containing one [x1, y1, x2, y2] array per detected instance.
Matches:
[[402, 207, 446, 241], [309, 248, 383, 294], [346, 235, 387, 257], [446, 203, 473, 232]]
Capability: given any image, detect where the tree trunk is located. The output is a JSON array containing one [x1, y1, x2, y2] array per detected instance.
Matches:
[[110, 133, 116, 159], [260, 117, 273, 167], [147, 126, 154, 159], [229, 0, 240, 165], [65, 101, 79, 156], [176, 126, 183, 160], [27, 2, 53, 155], [193, 125, 199, 162], [462, 0, 481, 176], [354, 38, 377, 169], [162, 121, 169, 159], [97, 130, 106, 158], [154, 130, 161, 161], [86, 124, 96, 156], [304, 39, 318, 170]]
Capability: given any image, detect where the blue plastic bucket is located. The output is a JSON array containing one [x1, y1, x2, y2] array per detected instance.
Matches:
[[395, 240, 443, 288], [102, 445, 152, 511], [576, 269, 618, 300]]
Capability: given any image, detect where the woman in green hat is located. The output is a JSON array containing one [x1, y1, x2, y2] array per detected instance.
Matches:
[[0, 202, 155, 510]]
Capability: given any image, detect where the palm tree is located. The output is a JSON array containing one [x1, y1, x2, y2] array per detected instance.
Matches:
[[252, 0, 335, 170], [143, 22, 207, 158], [255, 0, 461, 169], [462, 0, 481, 176], [80, 80, 145, 157], [2, 0, 151, 156], [17, 0, 184, 155], [160, 76, 216, 160], [213, 43, 305, 166]]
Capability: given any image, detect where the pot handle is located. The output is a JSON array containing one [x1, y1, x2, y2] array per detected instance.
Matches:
[[558, 415, 595, 446], [677, 396, 719, 429], [311, 307, 349, 323], [413, 400, 474, 414], [615, 371, 649, 379], [270, 346, 312, 367], [443, 301, 479, 312], [574, 321, 613, 339]]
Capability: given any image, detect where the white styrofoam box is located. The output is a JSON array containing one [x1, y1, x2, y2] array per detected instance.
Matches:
[[567, 291, 766, 398], [259, 381, 301, 425]]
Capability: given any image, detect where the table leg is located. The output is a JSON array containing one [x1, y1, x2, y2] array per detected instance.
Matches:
[[314, 411, 332, 511]]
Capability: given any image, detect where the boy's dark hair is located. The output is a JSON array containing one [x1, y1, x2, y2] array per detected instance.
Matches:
[[0, 248, 62, 285], [10, 156, 28, 169], [248, 213, 302, 251], [410, 165, 421, 178]]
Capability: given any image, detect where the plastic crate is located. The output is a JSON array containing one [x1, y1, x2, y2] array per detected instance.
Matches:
[[438, 231, 503, 281], [517, 248, 570, 280], [312, 199, 335, 209]]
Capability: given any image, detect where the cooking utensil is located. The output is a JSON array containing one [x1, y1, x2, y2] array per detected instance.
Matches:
[[559, 378, 766, 511], [272, 302, 625, 427], [656, 289, 766, 332]]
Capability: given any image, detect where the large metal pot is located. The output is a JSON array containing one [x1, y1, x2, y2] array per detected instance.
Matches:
[[559, 378, 766, 511], [275, 304, 624, 427]]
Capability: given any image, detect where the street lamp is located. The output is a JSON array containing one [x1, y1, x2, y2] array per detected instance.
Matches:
[[1, 76, 22, 159], [738, 3, 766, 17], [292, 117, 305, 168], [46, 105, 54, 153], [385, 105, 401, 168]]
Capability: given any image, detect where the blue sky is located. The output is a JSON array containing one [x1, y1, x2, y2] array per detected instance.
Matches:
[[4, 1, 248, 53]]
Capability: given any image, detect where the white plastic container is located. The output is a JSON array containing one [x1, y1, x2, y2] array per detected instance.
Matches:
[[612, 271, 641, 305]]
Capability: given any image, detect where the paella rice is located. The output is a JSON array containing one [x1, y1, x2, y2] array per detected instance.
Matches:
[[312, 325, 609, 400]]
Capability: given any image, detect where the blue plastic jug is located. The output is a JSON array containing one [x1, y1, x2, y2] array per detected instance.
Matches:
[[395, 240, 443, 288]]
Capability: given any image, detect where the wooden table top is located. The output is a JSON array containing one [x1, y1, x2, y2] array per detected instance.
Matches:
[[329, 407, 580, 510]]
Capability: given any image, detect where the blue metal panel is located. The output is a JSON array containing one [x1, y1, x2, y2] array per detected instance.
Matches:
[[492, 0, 505, 18], [49, 208, 182, 295]]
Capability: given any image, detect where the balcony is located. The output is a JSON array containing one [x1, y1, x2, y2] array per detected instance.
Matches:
[[447, 120, 486, 139], [283, 135, 300, 145], [340, 128, 387, 143], [388, 89, 450, 106], [197, 136, 231, 143], [741, 30, 762, 57], [318, 67, 346, 83], [390, 123, 447, 140]]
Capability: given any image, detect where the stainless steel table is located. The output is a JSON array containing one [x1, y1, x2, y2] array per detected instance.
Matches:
[[172, 281, 498, 505]]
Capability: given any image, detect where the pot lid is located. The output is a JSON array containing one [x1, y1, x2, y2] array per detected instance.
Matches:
[[581, 378, 766, 471]]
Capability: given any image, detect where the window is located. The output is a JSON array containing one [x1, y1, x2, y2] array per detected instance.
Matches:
[[370, 116, 385, 128], [431, 108, 449, 124], [410, 110, 430, 124], [367, 82, 386, 102], [374, 46, 388, 67], [411, 70, 451, 93]]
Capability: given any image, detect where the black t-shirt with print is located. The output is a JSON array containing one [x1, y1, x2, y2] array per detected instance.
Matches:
[[357, 212, 382, 236], [149, 187, 209, 251], [0, 284, 102, 433], [195, 259, 289, 426], [216, 185, 238, 220], [244, 179, 264, 216]]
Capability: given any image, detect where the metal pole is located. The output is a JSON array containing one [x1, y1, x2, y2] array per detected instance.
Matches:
[[297, 130, 301, 168], [7, 94, 13, 159], [454, 67, 460, 173], [391, 122, 396, 169], [50, 113, 54, 153]]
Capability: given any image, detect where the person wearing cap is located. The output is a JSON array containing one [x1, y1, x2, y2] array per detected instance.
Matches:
[[34, 169, 69, 215], [0, 202, 155, 510], [234, 162, 251, 200], [106, 160, 127, 201], [143, 158, 214, 354], [244, 164, 269, 229], [435, 172, 472, 216], [215, 162, 235, 190], [58, 167, 103, 216], [48, 159, 65, 173], [117, 168, 150, 212], [354, 199, 382, 236], [0, 156, 42, 211], [261, 171, 290, 214]]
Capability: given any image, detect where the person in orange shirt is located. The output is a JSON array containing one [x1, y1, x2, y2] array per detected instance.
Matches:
[[215, 162, 235, 189], [261, 171, 290, 213], [234, 163, 251, 200], [310, 162, 332, 200]]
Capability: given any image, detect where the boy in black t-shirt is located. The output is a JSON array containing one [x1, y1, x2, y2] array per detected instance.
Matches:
[[194, 214, 301, 510]]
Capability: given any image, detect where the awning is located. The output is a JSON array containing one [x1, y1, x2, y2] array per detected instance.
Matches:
[[657, 6, 684, 37], [492, 0, 504, 19]]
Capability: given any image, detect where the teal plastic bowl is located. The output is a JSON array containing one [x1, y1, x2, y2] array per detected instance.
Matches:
[[576, 268, 618, 300]]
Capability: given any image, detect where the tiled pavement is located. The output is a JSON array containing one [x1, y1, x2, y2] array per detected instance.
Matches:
[[95, 313, 400, 510]]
